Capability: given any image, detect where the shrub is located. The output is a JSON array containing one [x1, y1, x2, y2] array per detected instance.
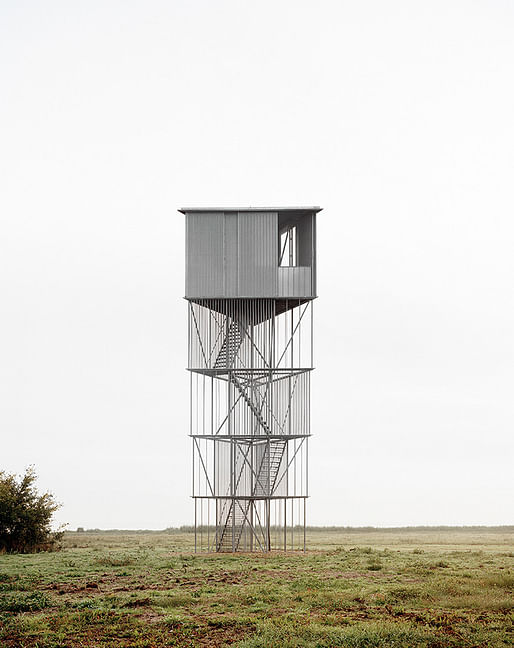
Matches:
[[0, 466, 64, 553]]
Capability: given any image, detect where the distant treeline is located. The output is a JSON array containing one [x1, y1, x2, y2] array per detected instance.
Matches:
[[72, 525, 514, 534]]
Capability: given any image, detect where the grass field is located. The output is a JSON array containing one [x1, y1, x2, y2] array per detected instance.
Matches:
[[0, 528, 512, 647]]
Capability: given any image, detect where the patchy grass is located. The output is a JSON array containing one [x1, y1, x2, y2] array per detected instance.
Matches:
[[0, 591, 50, 612], [0, 528, 512, 646]]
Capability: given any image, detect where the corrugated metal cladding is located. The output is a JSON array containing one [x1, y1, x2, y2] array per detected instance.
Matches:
[[186, 212, 224, 297], [224, 212, 238, 296], [278, 267, 311, 297], [237, 211, 277, 296], [185, 209, 316, 298]]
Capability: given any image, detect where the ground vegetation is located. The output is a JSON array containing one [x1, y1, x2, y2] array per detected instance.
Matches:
[[0, 528, 512, 646]]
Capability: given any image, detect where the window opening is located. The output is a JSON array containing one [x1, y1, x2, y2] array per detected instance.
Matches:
[[279, 225, 297, 267]]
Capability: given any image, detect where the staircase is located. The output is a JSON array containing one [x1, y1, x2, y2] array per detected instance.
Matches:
[[214, 316, 288, 551], [214, 321, 243, 369], [232, 376, 272, 436], [216, 440, 287, 551], [216, 499, 245, 552], [253, 440, 287, 497]]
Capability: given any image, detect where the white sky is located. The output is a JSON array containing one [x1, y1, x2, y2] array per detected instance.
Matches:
[[1, 0, 512, 529]]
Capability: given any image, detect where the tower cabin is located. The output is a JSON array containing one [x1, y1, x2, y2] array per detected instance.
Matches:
[[181, 207, 320, 306]]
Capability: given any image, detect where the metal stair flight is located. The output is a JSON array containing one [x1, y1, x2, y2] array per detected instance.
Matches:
[[214, 316, 287, 551], [214, 321, 243, 369]]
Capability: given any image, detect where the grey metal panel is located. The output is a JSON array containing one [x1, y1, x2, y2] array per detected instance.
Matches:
[[186, 212, 224, 297], [278, 267, 311, 297], [238, 211, 277, 296], [224, 212, 238, 296], [312, 212, 317, 296]]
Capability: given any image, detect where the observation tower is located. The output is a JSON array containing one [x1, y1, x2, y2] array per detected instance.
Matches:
[[180, 207, 320, 551]]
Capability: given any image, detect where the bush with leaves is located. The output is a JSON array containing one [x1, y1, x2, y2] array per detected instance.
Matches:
[[0, 466, 64, 553]]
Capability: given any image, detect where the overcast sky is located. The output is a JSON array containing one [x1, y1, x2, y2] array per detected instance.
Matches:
[[1, 0, 513, 530]]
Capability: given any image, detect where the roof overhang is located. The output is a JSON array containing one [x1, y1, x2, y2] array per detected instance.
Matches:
[[178, 206, 322, 215]]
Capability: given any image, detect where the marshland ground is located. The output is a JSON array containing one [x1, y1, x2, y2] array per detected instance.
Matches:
[[0, 527, 512, 647]]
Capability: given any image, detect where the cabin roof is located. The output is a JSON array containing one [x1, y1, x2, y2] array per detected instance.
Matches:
[[178, 206, 322, 215]]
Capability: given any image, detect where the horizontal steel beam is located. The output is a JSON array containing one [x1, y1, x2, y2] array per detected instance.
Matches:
[[191, 434, 310, 441], [192, 495, 309, 500]]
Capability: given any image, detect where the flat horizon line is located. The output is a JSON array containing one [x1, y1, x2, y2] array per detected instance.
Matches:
[[68, 524, 514, 533]]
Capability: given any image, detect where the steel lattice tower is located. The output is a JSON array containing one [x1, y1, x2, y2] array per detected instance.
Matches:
[[181, 207, 320, 552]]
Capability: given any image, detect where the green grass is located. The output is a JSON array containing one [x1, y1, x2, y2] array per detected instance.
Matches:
[[0, 528, 512, 646]]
